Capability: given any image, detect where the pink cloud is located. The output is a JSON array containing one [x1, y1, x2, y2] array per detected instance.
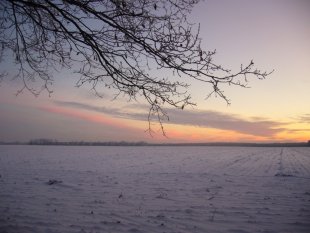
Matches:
[[39, 106, 131, 130]]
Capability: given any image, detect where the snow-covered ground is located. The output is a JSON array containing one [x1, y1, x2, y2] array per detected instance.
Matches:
[[0, 145, 309, 233]]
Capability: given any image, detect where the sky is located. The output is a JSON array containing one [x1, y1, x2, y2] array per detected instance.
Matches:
[[0, 0, 309, 143]]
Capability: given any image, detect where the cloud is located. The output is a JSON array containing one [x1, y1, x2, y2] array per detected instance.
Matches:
[[124, 107, 284, 137], [53, 100, 148, 120], [54, 100, 122, 116], [161, 108, 284, 137], [285, 128, 310, 133], [297, 114, 310, 123], [53, 100, 286, 137], [40, 105, 128, 129]]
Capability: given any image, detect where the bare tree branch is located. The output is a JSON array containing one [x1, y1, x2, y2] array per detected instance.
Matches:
[[0, 0, 273, 135]]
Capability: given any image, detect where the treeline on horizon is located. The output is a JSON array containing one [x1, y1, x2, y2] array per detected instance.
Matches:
[[0, 139, 309, 147]]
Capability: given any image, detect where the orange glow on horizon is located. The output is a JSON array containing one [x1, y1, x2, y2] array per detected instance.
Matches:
[[39, 106, 310, 143], [144, 122, 270, 143], [155, 123, 310, 143]]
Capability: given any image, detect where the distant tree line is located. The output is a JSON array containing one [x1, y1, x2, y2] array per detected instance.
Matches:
[[28, 139, 148, 146], [0, 139, 309, 147]]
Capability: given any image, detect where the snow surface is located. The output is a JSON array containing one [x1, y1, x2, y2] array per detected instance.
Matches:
[[0, 145, 309, 233]]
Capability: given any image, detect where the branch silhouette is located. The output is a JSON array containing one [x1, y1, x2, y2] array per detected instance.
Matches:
[[0, 0, 273, 134]]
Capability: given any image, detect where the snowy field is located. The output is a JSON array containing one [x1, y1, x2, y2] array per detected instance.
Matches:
[[0, 145, 309, 233]]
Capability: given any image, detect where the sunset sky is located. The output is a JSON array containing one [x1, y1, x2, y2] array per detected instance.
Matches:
[[0, 0, 309, 143]]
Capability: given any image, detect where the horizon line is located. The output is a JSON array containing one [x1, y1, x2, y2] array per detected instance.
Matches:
[[0, 139, 309, 147]]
